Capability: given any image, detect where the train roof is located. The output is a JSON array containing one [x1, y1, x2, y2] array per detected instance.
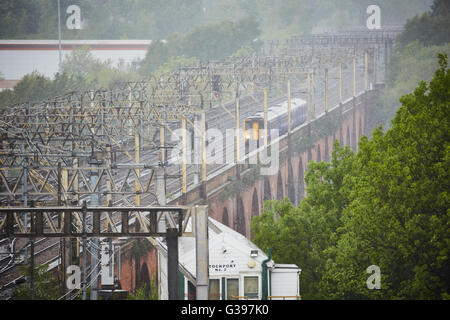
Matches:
[[249, 98, 306, 121]]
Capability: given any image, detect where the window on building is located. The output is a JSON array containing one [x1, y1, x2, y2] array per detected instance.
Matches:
[[209, 279, 220, 300], [226, 279, 239, 300], [244, 276, 259, 298]]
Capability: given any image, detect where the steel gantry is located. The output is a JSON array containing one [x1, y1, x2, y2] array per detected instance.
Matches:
[[0, 30, 385, 300]]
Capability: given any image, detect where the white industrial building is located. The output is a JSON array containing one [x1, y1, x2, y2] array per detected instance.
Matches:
[[158, 217, 301, 300], [0, 40, 151, 87]]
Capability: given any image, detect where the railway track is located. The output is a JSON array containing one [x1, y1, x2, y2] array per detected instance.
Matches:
[[0, 61, 369, 298]]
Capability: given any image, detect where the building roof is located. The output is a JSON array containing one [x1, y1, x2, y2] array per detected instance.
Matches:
[[253, 98, 307, 121], [0, 40, 153, 51], [171, 217, 272, 277], [0, 40, 153, 80], [0, 80, 20, 89], [158, 217, 273, 277]]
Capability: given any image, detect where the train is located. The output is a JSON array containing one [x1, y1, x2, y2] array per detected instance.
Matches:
[[244, 98, 307, 144]]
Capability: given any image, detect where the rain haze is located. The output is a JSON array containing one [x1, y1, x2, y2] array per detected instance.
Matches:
[[0, 0, 448, 306]]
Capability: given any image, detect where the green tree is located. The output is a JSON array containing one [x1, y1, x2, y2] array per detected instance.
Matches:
[[0, 0, 434, 41], [382, 42, 450, 129], [12, 263, 60, 300], [0, 71, 88, 107], [323, 55, 450, 299], [6, 72, 53, 104], [252, 57, 449, 299], [251, 142, 356, 299], [126, 276, 158, 300], [152, 56, 200, 78], [139, 17, 261, 76], [397, 0, 450, 50], [0, 0, 40, 38], [139, 40, 171, 76]]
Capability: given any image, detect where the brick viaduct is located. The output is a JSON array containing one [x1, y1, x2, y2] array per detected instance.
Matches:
[[116, 85, 382, 294]]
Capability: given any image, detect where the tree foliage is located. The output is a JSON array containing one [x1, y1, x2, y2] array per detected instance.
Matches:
[[324, 54, 449, 299], [0, 47, 140, 107], [0, 0, 433, 40], [12, 263, 60, 300], [0, 72, 85, 107], [397, 0, 450, 50], [381, 0, 450, 129], [139, 17, 261, 75], [252, 142, 356, 299], [251, 56, 450, 299], [126, 278, 158, 300]]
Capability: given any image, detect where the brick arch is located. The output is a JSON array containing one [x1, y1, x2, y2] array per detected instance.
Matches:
[[139, 262, 151, 296], [277, 170, 283, 200], [298, 157, 305, 203], [222, 207, 229, 227], [287, 160, 295, 204], [251, 187, 259, 218], [359, 115, 363, 139], [236, 197, 246, 236], [346, 126, 351, 146], [264, 178, 272, 201]]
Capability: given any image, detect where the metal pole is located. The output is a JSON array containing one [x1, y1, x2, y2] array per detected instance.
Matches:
[[61, 166, 71, 296], [106, 145, 112, 208], [195, 205, 209, 300], [307, 72, 311, 124], [157, 123, 167, 206], [74, 157, 80, 258], [117, 245, 121, 282], [353, 57, 357, 97], [365, 51, 368, 90], [339, 62, 343, 103], [287, 80, 291, 134], [30, 239, 34, 300], [311, 70, 315, 117], [235, 98, 240, 163], [21, 144, 28, 264], [182, 118, 187, 198], [157, 109, 167, 232], [135, 134, 141, 206], [201, 111, 207, 199], [167, 228, 179, 300], [89, 158, 100, 300], [57, 161, 64, 294], [384, 40, 389, 81], [82, 202, 87, 301], [57, 0, 63, 74], [325, 68, 329, 113], [373, 48, 377, 85], [263, 89, 268, 147]]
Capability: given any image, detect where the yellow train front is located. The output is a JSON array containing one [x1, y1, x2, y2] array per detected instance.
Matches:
[[244, 98, 307, 147]]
